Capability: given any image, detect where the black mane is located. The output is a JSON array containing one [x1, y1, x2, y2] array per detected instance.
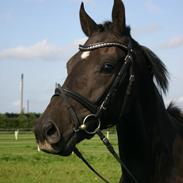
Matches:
[[141, 46, 169, 94]]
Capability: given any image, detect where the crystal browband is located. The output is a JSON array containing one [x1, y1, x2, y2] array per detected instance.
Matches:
[[79, 42, 128, 51]]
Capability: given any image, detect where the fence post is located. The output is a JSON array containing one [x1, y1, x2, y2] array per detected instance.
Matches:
[[106, 131, 109, 139], [14, 129, 19, 140], [37, 145, 41, 152]]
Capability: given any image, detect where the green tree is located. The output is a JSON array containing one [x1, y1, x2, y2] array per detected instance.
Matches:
[[27, 113, 37, 128], [0, 113, 6, 128], [18, 114, 28, 128]]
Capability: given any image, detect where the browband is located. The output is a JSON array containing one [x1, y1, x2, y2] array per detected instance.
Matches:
[[79, 42, 128, 51]]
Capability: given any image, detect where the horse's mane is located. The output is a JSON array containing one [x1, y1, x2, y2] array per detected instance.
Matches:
[[141, 46, 169, 95], [167, 102, 183, 123]]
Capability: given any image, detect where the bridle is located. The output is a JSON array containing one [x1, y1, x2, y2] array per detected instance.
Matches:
[[53, 38, 138, 183]]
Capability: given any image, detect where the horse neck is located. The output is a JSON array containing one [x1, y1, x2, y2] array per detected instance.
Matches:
[[116, 82, 174, 183]]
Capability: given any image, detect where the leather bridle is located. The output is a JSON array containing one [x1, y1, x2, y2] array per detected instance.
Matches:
[[53, 38, 138, 183]]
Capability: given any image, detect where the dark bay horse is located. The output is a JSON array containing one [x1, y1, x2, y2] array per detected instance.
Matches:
[[34, 0, 183, 182]]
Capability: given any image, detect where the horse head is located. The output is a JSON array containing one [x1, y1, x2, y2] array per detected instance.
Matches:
[[34, 0, 167, 157]]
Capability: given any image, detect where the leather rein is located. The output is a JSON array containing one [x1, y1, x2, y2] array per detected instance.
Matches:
[[53, 38, 139, 183]]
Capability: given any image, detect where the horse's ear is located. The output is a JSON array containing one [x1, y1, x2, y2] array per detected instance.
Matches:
[[80, 2, 98, 37], [112, 0, 126, 34]]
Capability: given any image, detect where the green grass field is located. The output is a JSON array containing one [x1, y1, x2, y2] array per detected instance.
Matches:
[[0, 131, 121, 183]]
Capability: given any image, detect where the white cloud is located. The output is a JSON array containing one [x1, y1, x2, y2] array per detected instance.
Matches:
[[0, 40, 62, 61], [0, 38, 87, 62], [133, 24, 160, 36], [161, 34, 183, 49], [177, 96, 183, 104], [144, 0, 161, 14]]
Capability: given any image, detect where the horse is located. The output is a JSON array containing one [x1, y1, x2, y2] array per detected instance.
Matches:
[[34, 0, 183, 182]]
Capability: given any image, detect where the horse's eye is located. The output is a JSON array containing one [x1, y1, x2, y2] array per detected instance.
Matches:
[[102, 63, 114, 73]]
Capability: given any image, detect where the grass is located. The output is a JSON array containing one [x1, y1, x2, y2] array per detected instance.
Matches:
[[0, 131, 121, 183]]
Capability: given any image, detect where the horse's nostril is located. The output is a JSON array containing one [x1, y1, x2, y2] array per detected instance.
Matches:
[[44, 120, 61, 144]]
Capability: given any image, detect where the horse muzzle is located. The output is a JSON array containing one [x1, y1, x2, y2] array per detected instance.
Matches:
[[34, 119, 77, 156]]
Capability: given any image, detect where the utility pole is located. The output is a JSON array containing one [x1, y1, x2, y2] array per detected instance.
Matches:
[[20, 73, 24, 114], [27, 100, 29, 113]]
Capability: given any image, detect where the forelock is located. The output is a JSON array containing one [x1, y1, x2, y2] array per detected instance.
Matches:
[[97, 21, 131, 36]]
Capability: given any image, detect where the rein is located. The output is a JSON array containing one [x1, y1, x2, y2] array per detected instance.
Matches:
[[53, 39, 138, 183]]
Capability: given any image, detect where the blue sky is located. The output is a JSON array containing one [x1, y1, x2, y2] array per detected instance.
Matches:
[[0, 0, 183, 113]]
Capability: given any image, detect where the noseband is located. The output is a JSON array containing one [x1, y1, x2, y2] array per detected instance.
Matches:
[[53, 38, 138, 183]]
